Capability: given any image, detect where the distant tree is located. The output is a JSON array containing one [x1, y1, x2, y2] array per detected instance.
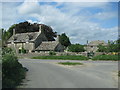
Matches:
[[7, 24, 16, 38], [59, 33, 71, 47], [1, 24, 16, 47], [68, 44, 85, 52], [97, 40, 119, 52], [1, 28, 9, 47], [97, 44, 108, 52]]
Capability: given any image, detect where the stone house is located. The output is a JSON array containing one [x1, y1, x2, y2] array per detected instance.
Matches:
[[84, 40, 107, 52], [7, 24, 65, 53]]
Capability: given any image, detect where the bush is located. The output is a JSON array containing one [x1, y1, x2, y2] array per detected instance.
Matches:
[[49, 51, 56, 56], [68, 44, 85, 52], [2, 47, 26, 88], [59, 33, 71, 47], [118, 71, 120, 77], [92, 55, 118, 61], [19, 48, 26, 54]]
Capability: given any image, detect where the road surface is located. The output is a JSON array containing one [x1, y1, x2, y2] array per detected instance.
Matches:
[[18, 59, 118, 88]]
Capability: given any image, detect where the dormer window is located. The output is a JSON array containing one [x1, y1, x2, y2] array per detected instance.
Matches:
[[13, 36, 17, 41], [26, 34, 33, 41]]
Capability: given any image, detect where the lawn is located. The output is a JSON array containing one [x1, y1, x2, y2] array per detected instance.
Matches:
[[58, 62, 83, 65], [32, 55, 89, 60], [92, 55, 118, 61]]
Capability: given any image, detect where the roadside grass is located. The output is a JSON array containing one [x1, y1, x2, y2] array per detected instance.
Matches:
[[32, 55, 89, 60], [92, 55, 118, 61], [58, 62, 83, 65]]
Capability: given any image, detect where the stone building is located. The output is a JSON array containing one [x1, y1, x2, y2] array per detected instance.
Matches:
[[85, 40, 107, 52], [7, 24, 64, 53]]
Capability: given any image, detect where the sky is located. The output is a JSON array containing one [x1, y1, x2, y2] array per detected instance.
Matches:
[[0, 0, 119, 44]]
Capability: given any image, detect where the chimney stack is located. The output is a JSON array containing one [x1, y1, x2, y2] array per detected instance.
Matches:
[[13, 29, 15, 35], [56, 35, 60, 42], [39, 25, 42, 33]]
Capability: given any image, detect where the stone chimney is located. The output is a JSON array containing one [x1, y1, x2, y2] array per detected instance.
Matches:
[[13, 29, 15, 35], [39, 25, 42, 33], [56, 35, 60, 42]]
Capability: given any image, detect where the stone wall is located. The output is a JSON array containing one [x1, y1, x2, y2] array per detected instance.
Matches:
[[18, 51, 105, 58], [18, 51, 88, 58]]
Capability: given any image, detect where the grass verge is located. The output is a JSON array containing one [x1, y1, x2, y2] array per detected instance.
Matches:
[[32, 55, 89, 60], [58, 62, 83, 65], [92, 55, 118, 61]]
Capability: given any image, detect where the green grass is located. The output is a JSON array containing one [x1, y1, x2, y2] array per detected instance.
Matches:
[[58, 62, 83, 65], [92, 55, 118, 61], [32, 55, 89, 60]]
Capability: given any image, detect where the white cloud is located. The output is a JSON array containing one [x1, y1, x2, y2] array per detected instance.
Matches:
[[2, 1, 118, 44], [0, 2, 2, 28], [94, 12, 118, 20], [17, 1, 40, 15]]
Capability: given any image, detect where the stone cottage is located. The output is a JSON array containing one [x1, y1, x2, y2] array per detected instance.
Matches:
[[7, 24, 65, 53], [85, 40, 107, 52]]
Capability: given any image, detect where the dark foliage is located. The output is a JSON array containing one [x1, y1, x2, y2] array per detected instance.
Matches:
[[68, 44, 85, 52], [4, 21, 57, 41], [2, 47, 26, 88], [59, 33, 71, 47], [42, 25, 57, 41], [15, 21, 39, 33]]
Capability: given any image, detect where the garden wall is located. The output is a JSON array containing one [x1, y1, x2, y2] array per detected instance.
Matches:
[[18, 51, 104, 58]]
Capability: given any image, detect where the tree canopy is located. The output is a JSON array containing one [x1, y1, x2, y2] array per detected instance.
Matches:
[[2, 21, 57, 44], [59, 33, 71, 47]]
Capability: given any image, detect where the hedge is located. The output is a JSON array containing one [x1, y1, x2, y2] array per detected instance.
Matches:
[[2, 48, 27, 88]]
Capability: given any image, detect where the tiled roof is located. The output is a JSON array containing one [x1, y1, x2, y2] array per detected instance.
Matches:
[[88, 40, 107, 46], [8, 32, 39, 42], [35, 41, 59, 51]]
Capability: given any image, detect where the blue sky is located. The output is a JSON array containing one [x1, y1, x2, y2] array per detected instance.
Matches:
[[1, 0, 118, 44]]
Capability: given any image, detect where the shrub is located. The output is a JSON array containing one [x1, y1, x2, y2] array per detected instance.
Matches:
[[118, 71, 120, 77], [19, 48, 26, 54], [92, 55, 118, 61], [2, 47, 26, 88], [68, 44, 85, 52], [59, 33, 71, 47], [49, 51, 56, 56]]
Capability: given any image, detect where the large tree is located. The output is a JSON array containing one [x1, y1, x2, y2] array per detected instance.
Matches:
[[59, 33, 71, 47], [2, 21, 57, 42], [15, 21, 39, 33], [42, 25, 57, 41]]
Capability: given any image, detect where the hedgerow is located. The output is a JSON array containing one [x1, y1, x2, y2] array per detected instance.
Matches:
[[2, 47, 27, 88]]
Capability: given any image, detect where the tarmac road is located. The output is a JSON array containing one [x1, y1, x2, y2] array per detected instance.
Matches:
[[18, 59, 118, 88]]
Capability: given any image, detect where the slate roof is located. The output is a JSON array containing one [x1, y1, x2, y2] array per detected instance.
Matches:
[[88, 40, 107, 46], [35, 41, 59, 51], [8, 32, 39, 43]]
